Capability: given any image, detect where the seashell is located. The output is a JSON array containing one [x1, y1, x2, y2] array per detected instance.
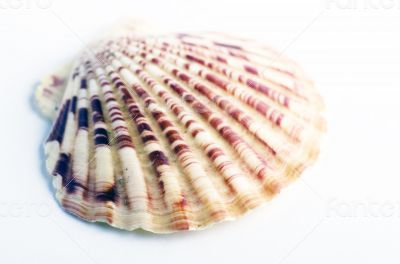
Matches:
[[36, 29, 325, 233]]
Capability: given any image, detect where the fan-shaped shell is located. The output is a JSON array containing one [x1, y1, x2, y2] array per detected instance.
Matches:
[[36, 31, 325, 233]]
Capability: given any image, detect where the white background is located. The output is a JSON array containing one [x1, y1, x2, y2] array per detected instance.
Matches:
[[1, 0, 400, 263]]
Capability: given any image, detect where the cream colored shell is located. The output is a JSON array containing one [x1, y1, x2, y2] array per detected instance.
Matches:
[[36, 31, 325, 233]]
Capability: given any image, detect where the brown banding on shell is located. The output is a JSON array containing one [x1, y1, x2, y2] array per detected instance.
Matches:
[[37, 29, 325, 233]]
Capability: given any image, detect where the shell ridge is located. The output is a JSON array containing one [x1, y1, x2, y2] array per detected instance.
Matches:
[[113, 52, 267, 209]]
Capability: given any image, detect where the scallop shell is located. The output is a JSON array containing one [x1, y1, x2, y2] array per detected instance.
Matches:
[[36, 30, 325, 233]]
